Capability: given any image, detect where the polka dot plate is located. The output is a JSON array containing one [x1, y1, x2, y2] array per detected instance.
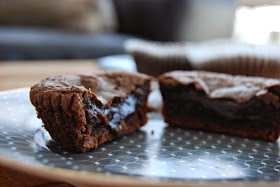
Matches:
[[0, 88, 280, 186]]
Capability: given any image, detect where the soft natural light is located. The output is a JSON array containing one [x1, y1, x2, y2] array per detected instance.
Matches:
[[233, 5, 280, 44]]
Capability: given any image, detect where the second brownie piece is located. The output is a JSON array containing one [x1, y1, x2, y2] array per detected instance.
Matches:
[[159, 71, 280, 142]]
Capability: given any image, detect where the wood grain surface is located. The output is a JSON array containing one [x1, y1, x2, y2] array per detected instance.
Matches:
[[0, 60, 102, 186], [0, 60, 102, 91]]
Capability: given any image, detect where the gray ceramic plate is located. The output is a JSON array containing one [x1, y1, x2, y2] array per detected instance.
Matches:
[[0, 88, 280, 187]]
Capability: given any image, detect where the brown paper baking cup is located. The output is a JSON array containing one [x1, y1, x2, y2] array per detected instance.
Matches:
[[194, 56, 280, 78], [185, 40, 280, 78], [125, 39, 192, 77]]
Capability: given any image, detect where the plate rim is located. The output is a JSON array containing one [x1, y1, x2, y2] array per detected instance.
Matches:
[[0, 88, 279, 187], [0, 156, 276, 187]]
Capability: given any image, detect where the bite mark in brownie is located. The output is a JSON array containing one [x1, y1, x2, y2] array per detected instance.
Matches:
[[30, 71, 152, 152], [159, 71, 280, 142]]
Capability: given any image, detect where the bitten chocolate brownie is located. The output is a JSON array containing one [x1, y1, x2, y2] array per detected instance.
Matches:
[[159, 71, 280, 142], [30, 71, 152, 152]]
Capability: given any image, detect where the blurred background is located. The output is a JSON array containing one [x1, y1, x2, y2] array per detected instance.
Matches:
[[0, 0, 279, 60], [1, 1, 280, 185]]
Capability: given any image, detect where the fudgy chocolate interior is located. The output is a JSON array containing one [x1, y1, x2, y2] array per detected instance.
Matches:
[[160, 84, 280, 141], [82, 80, 150, 139]]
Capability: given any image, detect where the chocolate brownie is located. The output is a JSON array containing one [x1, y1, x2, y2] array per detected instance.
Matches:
[[30, 71, 152, 152], [159, 70, 280, 142]]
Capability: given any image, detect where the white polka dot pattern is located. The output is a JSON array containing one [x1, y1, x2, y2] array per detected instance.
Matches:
[[0, 89, 279, 182]]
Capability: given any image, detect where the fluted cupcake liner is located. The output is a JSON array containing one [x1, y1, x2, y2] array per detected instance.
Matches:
[[185, 40, 280, 78], [125, 39, 192, 77], [125, 38, 280, 78]]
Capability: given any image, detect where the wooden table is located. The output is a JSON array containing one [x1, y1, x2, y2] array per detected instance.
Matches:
[[0, 60, 102, 91], [0, 60, 102, 186]]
